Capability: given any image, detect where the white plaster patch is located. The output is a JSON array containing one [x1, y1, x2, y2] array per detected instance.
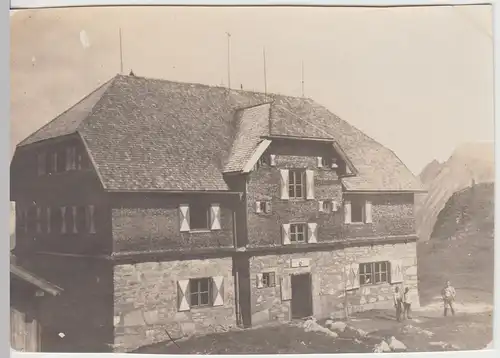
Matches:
[[80, 30, 91, 49]]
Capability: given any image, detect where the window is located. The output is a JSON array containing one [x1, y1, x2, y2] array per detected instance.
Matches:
[[359, 261, 389, 286], [256, 201, 271, 214], [50, 206, 62, 233], [321, 157, 332, 168], [288, 170, 305, 199], [66, 147, 77, 171], [27, 207, 36, 233], [189, 278, 212, 307], [290, 223, 307, 243], [76, 206, 87, 233], [351, 200, 365, 223], [262, 272, 276, 288], [190, 203, 210, 230]]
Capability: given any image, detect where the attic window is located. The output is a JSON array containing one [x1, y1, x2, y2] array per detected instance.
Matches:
[[321, 157, 338, 169]]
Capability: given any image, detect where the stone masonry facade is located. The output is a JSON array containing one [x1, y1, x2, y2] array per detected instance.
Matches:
[[249, 242, 419, 325], [113, 258, 235, 352]]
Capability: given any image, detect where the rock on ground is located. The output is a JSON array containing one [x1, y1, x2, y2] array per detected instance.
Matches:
[[373, 340, 391, 353], [388, 336, 407, 352], [484, 341, 493, 349], [302, 319, 338, 338], [325, 321, 347, 333]]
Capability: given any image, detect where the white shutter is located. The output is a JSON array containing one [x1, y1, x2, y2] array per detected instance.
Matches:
[[345, 263, 360, 290], [212, 276, 224, 306], [281, 275, 292, 301], [390, 260, 403, 283], [177, 280, 190, 311], [270, 154, 276, 166], [318, 200, 324, 212], [46, 207, 51, 234], [332, 200, 338, 212], [72, 206, 78, 233], [61, 207, 67, 234], [344, 200, 352, 224], [282, 223, 291, 245], [255, 201, 261, 213], [280, 169, 289, 200], [317, 157, 323, 168], [179, 204, 190, 232], [308, 222, 318, 243], [210, 204, 221, 230], [88, 205, 96, 233], [36, 207, 41, 233], [365, 201, 373, 223], [265, 201, 271, 213], [256, 273, 264, 288], [305, 170, 315, 200]]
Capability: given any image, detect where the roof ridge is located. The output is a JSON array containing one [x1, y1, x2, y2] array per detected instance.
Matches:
[[17, 76, 117, 147]]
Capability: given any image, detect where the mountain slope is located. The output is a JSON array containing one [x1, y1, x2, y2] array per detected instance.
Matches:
[[416, 142, 494, 241], [418, 183, 494, 307]]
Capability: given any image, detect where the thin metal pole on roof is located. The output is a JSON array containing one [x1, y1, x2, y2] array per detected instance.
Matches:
[[301, 60, 305, 97], [263, 47, 268, 95], [226, 32, 231, 89], [119, 28, 124, 74]]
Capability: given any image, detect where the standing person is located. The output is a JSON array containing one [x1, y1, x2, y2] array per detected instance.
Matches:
[[441, 281, 456, 316], [393, 286, 402, 321], [403, 287, 412, 319]]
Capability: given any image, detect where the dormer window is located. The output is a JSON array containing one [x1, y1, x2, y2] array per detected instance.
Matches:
[[319, 156, 339, 169]]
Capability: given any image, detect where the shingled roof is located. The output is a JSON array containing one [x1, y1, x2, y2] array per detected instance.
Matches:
[[17, 74, 424, 192]]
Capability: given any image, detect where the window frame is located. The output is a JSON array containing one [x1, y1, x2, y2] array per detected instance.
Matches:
[[189, 277, 212, 308], [289, 223, 307, 244], [262, 272, 276, 288], [189, 203, 211, 231], [288, 169, 305, 200], [359, 261, 390, 286], [351, 200, 365, 223]]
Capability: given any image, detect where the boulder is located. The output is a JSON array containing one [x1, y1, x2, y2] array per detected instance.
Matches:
[[388, 336, 407, 351], [373, 340, 391, 353], [302, 319, 338, 338], [327, 321, 347, 333]]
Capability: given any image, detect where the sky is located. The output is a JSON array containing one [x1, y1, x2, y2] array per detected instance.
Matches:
[[10, 5, 494, 175]]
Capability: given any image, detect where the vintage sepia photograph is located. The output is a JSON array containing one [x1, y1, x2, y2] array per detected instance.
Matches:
[[9, 3, 494, 354]]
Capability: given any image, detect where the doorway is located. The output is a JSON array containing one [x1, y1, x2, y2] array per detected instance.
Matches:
[[291, 273, 313, 319]]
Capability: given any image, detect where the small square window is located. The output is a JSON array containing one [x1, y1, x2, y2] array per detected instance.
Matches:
[[189, 278, 212, 307], [290, 223, 307, 243], [262, 272, 276, 288]]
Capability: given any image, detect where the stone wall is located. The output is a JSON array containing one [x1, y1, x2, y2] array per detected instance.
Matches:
[[113, 258, 235, 352], [248, 242, 418, 325], [111, 193, 236, 252]]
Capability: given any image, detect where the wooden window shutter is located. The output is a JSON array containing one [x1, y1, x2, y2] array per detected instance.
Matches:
[[36, 207, 41, 233], [332, 200, 338, 212], [210, 204, 221, 230], [317, 157, 323, 168], [37, 153, 46, 176], [88, 205, 96, 233], [280, 275, 292, 301], [279, 169, 289, 200], [344, 200, 352, 224], [390, 260, 403, 283], [265, 201, 271, 213], [318, 200, 324, 212], [305, 170, 315, 200], [256, 273, 264, 288], [46, 207, 51, 234], [282, 223, 291, 245], [269, 154, 276, 166], [212, 276, 224, 306], [365, 201, 373, 223], [255, 201, 261, 213], [344, 263, 360, 290], [307, 222, 318, 243], [177, 280, 190, 311], [179, 204, 190, 232], [61, 207, 67, 233], [72, 206, 78, 233]]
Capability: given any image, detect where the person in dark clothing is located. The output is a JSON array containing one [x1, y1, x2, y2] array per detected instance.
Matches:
[[441, 281, 456, 316]]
